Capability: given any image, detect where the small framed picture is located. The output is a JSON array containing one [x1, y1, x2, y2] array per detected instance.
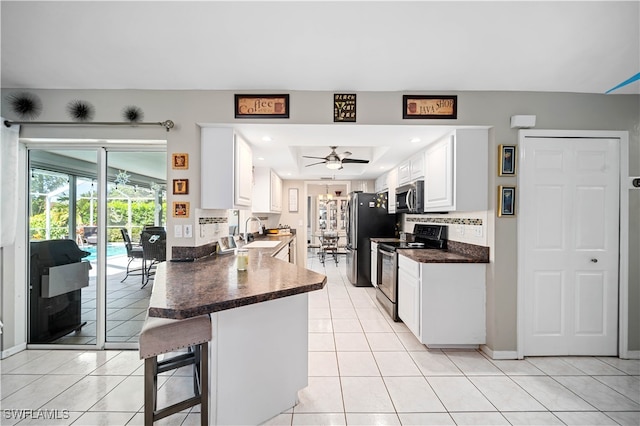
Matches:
[[172, 202, 190, 218], [498, 145, 516, 176], [498, 186, 516, 217], [172, 153, 189, 170], [172, 179, 189, 195]]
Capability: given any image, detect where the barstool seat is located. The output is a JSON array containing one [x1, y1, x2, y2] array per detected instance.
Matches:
[[139, 314, 211, 426]]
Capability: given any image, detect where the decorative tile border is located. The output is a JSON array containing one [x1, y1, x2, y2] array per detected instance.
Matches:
[[198, 217, 228, 225], [406, 217, 483, 226]]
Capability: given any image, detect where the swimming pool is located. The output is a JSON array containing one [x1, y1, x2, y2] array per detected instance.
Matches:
[[83, 243, 127, 261]]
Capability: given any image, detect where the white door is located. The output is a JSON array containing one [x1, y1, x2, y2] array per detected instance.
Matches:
[[520, 137, 619, 356]]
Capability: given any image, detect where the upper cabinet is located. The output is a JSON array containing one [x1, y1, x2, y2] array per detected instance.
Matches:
[[201, 127, 253, 209], [374, 172, 389, 193], [252, 167, 283, 213], [397, 151, 425, 185], [387, 168, 398, 214], [424, 129, 488, 212]]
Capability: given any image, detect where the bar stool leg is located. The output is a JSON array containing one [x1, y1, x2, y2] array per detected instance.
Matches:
[[200, 343, 208, 426], [144, 357, 157, 426]]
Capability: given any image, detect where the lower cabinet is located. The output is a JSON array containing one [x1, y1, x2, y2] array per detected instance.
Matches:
[[398, 254, 486, 347]]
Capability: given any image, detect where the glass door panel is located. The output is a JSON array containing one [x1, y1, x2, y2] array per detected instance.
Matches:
[[28, 149, 98, 345], [105, 151, 166, 344]]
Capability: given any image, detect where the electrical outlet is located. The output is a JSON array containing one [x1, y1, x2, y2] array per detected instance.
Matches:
[[184, 224, 193, 238], [457, 225, 465, 235], [474, 226, 483, 237], [174, 224, 183, 238]]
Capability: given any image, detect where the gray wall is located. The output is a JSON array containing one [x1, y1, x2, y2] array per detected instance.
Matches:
[[1, 89, 638, 354]]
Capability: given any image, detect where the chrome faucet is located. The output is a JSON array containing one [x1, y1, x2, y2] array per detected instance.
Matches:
[[244, 216, 263, 241]]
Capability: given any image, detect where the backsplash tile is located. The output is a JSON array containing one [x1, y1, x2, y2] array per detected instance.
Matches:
[[406, 217, 483, 226]]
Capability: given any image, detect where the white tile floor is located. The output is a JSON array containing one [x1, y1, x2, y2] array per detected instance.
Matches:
[[1, 252, 639, 425]]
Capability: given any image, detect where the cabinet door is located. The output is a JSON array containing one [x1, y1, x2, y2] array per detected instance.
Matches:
[[398, 266, 420, 338], [410, 151, 425, 181], [387, 168, 398, 214], [234, 135, 253, 207], [270, 170, 282, 212], [424, 136, 454, 210], [397, 161, 411, 185]]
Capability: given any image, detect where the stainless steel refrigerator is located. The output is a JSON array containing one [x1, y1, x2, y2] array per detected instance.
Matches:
[[345, 192, 397, 287]]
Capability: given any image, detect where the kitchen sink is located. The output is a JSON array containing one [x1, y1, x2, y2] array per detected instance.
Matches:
[[243, 241, 282, 248]]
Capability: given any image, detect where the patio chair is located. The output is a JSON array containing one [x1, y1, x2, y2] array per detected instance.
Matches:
[[83, 226, 98, 245], [120, 228, 144, 284], [141, 228, 166, 288]]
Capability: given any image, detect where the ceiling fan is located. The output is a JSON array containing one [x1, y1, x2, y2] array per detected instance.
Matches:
[[303, 146, 369, 170]]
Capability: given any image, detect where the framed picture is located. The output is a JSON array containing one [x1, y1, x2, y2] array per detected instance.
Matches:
[[402, 95, 457, 119], [498, 186, 516, 217], [172, 179, 189, 195], [498, 145, 517, 176], [172, 201, 190, 218], [235, 94, 289, 118], [172, 153, 189, 169], [334, 93, 356, 122]]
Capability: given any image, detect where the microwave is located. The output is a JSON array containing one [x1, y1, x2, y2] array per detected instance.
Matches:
[[395, 180, 424, 213]]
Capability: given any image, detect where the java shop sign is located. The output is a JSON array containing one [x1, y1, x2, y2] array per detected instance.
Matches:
[[235, 94, 289, 118], [402, 95, 457, 119]]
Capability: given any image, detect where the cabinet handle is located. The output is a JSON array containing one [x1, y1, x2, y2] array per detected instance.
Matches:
[[590, 258, 598, 263]]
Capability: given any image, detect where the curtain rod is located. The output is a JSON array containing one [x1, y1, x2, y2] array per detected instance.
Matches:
[[3, 119, 175, 132]]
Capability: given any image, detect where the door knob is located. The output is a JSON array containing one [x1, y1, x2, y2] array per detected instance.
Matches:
[[590, 258, 598, 263]]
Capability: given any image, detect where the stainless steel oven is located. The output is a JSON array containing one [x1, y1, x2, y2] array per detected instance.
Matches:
[[376, 245, 398, 320], [375, 224, 447, 322]]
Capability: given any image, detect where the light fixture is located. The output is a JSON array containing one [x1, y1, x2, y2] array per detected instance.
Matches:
[[410, 137, 421, 143], [262, 136, 272, 142], [326, 159, 341, 169]]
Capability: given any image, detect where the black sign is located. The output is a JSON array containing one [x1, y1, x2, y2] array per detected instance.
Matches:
[[334, 94, 356, 122]]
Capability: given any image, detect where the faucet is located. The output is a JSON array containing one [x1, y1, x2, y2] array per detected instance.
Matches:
[[244, 216, 263, 242]]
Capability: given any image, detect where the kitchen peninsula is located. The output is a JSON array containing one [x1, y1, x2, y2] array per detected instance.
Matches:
[[147, 234, 326, 425]]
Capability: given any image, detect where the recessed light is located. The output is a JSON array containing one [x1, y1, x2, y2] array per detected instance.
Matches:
[[257, 157, 265, 161], [410, 137, 421, 143], [262, 136, 272, 142]]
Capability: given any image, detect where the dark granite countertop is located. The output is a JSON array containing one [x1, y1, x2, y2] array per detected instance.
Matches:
[[399, 240, 490, 264], [148, 234, 327, 319], [370, 237, 401, 243]]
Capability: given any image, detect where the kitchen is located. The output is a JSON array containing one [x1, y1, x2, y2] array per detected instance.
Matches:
[[1, 1, 639, 425]]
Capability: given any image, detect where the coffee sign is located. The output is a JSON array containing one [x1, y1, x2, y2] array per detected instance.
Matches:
[[402, 95, 457, 119], [235, 94, 289, 118]]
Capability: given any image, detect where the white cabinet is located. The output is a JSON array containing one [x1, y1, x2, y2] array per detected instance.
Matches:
[[397, 255, 421, 337], [409, 151, 425, 181], [252, 168, 282, 213], [387, 168, 398, 214], [397, 160, 411, 185], [201, 127, 253, 209], [370, 241, 378, 287], [424, 129, 488, 212], [398, 253, 487, 348], [374, 173, 389, 193], [397, 151, 425, 186]]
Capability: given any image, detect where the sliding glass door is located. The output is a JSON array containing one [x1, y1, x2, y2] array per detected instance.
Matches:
[[27, 145, 166, 349]]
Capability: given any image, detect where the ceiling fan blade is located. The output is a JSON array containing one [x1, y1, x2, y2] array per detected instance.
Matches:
[[341, 158, 369, 164], [302, 155, 328, 160], [305, 161, 326, 167]]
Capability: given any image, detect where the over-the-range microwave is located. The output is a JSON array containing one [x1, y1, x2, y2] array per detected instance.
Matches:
[[395, 180, 424, 214]]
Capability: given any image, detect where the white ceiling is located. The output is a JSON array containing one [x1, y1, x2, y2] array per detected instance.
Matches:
[[2, 1, 638, 181]]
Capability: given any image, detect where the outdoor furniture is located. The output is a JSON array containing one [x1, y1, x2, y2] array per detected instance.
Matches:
[[29, 239, 91, 343], [120, 228, 144, 284], [140, 228, 166, 288], [82, 226, 98, 245], [139, 314, 211, 426], [319, 231, 339, 266]]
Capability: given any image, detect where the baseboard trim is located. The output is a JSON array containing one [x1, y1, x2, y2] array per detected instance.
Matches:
[[623, 350, 640, 360], [1, 342, 27, 360], [481, 345, 518, 360]]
